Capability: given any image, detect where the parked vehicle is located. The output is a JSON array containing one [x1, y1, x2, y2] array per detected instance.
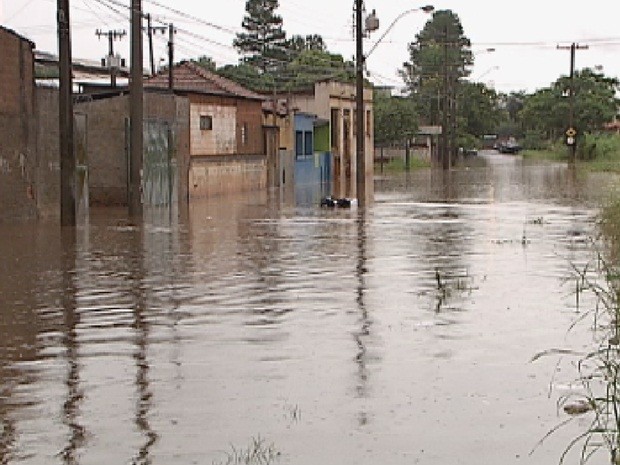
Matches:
[[497, 138, 522, 154]]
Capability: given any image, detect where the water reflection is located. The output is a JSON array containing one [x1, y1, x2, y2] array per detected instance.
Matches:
[[354, 211, 371, 425], [60, 230, 85, 465], [130, 227, 157, 465], [1, 154, 619, 464]]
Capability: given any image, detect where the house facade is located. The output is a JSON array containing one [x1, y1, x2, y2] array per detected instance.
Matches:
[[286, 81, 374, 199], [146, 62, 267, 199]]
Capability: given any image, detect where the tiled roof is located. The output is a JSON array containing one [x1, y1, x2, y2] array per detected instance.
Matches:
[[145, 61, 264, 100]]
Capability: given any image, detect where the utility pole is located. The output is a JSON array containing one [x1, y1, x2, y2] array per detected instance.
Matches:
[[147, 22, 174, 87], [95, 29, 126, 88], [557, 42, 588, 162], [354, 0, 366, 205], [145, 14, 155, 76], [441, 24, 450, 170], [129, 0, 143, 217], [57, 0, 75, 226], [167, 23, 175, 90]]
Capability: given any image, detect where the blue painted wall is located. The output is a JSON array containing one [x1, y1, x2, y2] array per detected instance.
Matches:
[[293, 114, 332, 205]]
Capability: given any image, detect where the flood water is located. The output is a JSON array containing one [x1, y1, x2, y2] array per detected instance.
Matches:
[[2, 152, 620, 465]]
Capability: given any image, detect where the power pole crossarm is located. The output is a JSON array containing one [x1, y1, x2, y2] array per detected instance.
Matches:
[[95, 29, 126, 88]]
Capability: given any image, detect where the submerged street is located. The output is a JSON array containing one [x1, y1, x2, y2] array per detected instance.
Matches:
[[1, 152, 619, 464]]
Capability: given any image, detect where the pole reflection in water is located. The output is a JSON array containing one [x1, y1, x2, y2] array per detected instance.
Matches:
[[354, 210, 371, 426], [60, 228, 85, 465], [0, 416, 16, 463], [131, 216, 157, 465]]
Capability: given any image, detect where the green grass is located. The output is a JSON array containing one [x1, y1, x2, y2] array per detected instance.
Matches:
[[374, 156, 431, 173], [521, 149, 568, 162]]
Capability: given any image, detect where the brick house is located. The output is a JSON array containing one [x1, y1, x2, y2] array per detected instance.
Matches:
[[146, 61, 267, 198]]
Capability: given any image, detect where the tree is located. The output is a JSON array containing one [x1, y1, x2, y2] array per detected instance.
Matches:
[[521, 68, 620, 139], [217, 63, 274, 92], [401, 10, 472, 162], [282, 49, 354, 90], [401, 9, 472, 113], [286, 34, 326, 55], [191, 55, 216, 71], [456, 81, 500, 139], [233, 0, 287, 72], [374, 91, 418, 147]]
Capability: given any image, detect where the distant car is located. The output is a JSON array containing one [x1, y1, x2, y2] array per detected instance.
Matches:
[[497, 141, 522, 154], [464, 149, 478, 157]]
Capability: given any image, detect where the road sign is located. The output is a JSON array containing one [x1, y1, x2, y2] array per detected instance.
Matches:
[[566, 136, 575, 146], [566, 127, 577, 138]]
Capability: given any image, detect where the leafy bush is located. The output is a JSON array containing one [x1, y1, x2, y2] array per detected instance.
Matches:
[[577, 134, 620, 161]]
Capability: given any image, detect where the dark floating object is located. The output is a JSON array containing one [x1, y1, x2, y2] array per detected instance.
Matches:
[[320, 196, 357, 208]]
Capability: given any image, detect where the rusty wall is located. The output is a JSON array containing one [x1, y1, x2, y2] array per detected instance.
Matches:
[[235, 98, 264, 156]]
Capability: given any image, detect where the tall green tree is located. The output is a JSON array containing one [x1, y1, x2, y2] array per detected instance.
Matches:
[[401, 9, 473, 124], [282, 49, 354, 89], [286, 34, 326, 55], [233, 0, 287, 72]]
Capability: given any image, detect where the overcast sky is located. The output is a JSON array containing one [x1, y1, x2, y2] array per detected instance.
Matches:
[[3, 0, 620, 94]]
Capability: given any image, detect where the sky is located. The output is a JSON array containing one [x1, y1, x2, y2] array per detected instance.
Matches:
[[2, 0, 620, 94]]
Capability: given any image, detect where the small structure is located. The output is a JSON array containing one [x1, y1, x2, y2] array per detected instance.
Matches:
[[146, 61, 267, 199], [267, 80, 374, 200]]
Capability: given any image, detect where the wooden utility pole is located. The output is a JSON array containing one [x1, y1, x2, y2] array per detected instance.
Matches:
[[146, 14, 155, 76], [129, 0, 143, 217], [168, 23, 175, 90], [441, 24, 450, 170], [557, 42, 588, 163], [57, 0, 75, 226], [354, 0, 366, 205]]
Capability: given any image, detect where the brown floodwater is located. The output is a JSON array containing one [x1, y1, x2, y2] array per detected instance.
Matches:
[[1, 152, 619, 464]]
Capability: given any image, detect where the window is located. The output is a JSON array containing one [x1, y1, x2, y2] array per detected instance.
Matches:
[[200, 115, 213, 130], [295, 131, 304, 158], [366, 110, 372, 135], [330, 108, 340, 151], [304, 131, 313, 156], [241, 123, 248, 145]]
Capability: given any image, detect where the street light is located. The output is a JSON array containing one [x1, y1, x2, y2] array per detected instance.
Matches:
[[366, 5, 434, 59], [355, 3, 434, 206]]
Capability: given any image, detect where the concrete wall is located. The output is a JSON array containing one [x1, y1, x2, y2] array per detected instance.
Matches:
[[189, 155, 266, 199], [0, 28, 39, 222], [34, 87, 61, 219], [75, 92, 190, 206]]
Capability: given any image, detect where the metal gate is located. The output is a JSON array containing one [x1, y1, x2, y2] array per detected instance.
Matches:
[[142, 120, 176, 207]]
